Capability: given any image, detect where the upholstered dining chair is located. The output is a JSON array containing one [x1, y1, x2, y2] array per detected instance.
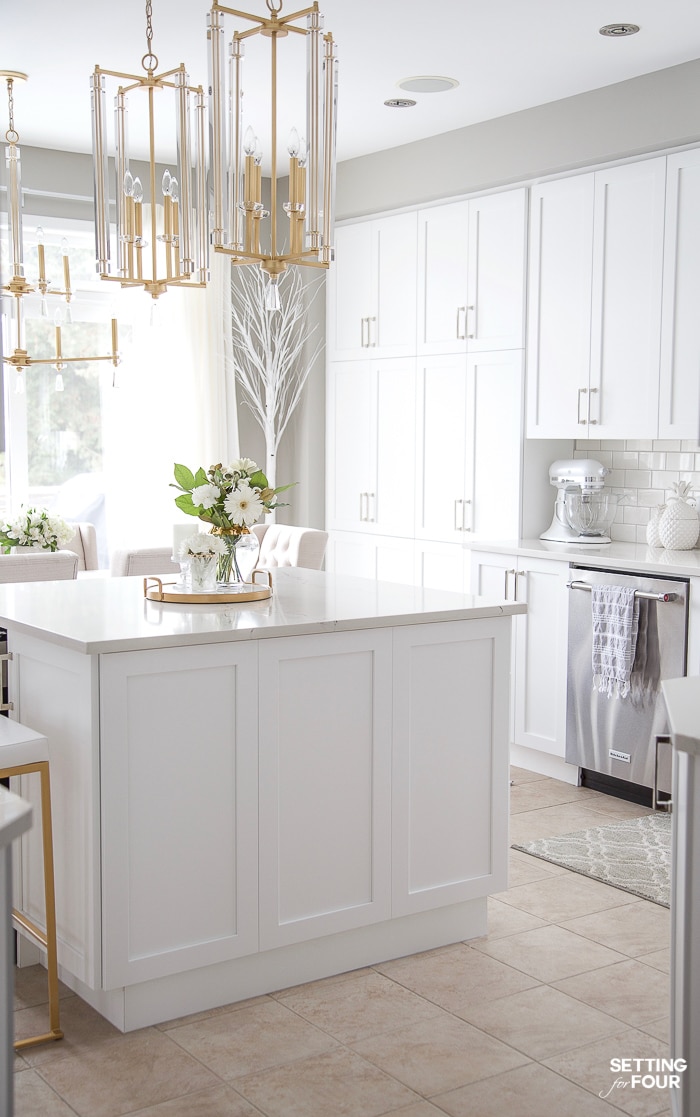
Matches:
[[63, 522, 99, 571], [109, 547, 175, 577], [0, 551, 79, 582], [251, 524, 328, 570]]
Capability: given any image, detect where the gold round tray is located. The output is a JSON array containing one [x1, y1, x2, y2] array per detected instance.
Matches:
[[144, 569, 273, 604]]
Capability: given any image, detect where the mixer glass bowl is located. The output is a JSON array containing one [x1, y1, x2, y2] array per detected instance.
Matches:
[[564, 491, 626, 537]]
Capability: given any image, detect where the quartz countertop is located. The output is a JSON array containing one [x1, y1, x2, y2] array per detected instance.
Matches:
[[0, 567, 527, 655], [662, 677, 700, 757], [468, 537, 700, 578]]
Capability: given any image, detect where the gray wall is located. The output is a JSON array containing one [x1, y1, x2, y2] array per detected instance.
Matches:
[[336, 59, 700, 218]]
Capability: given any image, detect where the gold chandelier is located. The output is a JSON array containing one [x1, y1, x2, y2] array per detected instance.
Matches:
[[1, 72, 119, 386], [90, 0, 209, 299], [207, 0, 338, 308]]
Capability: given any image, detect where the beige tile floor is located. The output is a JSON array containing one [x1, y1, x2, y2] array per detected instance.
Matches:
[[13, 768, 674, 1117]]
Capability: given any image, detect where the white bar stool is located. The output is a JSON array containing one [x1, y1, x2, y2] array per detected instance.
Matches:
[[0, 719, 63, 1050]]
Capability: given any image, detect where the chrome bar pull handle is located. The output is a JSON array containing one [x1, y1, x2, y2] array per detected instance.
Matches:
[[463, 498, 473, 532], [367, 492, 375, 523], [466, 305, 475, 339], [454, 499, 463, 531], [577, 387, 588, 424], [653, 735, 673, 812], [567, 580, 679, 603], [368, 316, 377, 347], [456, 306, 467, 340], [503, 568, 516, 599], [360, 317, 366, 347], [588, 386, 599, 425]]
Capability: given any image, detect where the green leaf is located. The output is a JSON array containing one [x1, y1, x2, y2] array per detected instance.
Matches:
[[194, 467, 208, 487], [249, 470, 268, 489], [271, 482, 297, 496], [174, 494, 200, 516], [173, 463, 196, 491]]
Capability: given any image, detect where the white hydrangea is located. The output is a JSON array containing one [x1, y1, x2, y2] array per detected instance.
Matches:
[[178, 532, 228, 558], [191, 483, 221, 510]]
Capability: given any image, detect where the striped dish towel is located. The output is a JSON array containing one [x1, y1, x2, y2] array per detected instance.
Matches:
[[591, 584, 640, 699]]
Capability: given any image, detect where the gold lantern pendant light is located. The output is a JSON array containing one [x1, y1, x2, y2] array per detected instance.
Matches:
[[208, 0, 338, 309], [90, 0, 209, 299], [1, 72, 119, 387]]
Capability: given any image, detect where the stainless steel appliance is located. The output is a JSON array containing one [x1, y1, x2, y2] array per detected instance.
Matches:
[[566, 564, 689, 801], [541, 458, 626, 544]]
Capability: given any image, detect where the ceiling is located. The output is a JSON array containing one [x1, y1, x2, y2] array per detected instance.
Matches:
[[4, 0, 700, 168]]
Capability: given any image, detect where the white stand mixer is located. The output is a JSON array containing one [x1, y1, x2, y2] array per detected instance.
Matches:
[[540, 459, 614, 544]]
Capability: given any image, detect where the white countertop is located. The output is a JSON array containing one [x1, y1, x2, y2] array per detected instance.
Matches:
[[468, 537, 700, 578], [662, 677, 700, 757], [0, 567, 527, 655]]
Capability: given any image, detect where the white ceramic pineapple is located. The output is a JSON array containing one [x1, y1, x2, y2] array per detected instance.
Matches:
[[646, 504, 665, 548], [658, 481, 699, 550]]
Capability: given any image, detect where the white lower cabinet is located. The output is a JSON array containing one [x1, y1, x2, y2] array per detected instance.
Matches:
[[392, 618, 510, 915], [99, 643, 260, 987], [470, 551, 569, 758], [258, 630, 393, 949]]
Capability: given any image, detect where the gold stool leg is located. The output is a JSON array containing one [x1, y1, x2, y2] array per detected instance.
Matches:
[[12, 760, 63, 1050]]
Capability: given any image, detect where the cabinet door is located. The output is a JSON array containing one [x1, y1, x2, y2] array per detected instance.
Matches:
[[326, 222, 374, 360], [326, 361, 374, 531], [372, 358, 416, 536], [416, 354, 469, 543], [659, 150, 700, 439], [258, 630, 392, 948], [589, 158, 665, 438], [465, 350, 523, 540], [417, 201, 469, 355], [373, 211, 418, 356], [526, 174, 594, 438], [99, 642, 259, 987], [470, 550, 517, 603], [511, 558, 569, 758], [392, 619, 511, 915], [467, 188, 526, 352]]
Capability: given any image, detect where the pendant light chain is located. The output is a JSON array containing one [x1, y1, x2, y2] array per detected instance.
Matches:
[[142, 0, 158, 73], [5, 76, 19, 143]]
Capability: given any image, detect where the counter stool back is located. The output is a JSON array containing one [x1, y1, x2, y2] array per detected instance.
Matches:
[[0, 719, 63, 1050]]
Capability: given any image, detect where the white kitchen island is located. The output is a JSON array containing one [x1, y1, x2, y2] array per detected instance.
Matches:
[[0, 568, 524, 1031]]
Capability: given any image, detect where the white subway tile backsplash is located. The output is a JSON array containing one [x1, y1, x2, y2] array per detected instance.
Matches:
[[653, 440, 683, 451], [636, 489, 666, 507], [652, 470, 682, 490], [624, 469, 651, 488], [638, 453, 666, 471], [605, 469, 626, 487], [624, 506, 651, 525], [601, 440, 626, 451], [636, 526, 650, 544], [681, 441, 700, 452], [613, 451, 640, 469], [625, 440, 654, 451], [665, 453, 696, 471], [611, 523, 637, 542]]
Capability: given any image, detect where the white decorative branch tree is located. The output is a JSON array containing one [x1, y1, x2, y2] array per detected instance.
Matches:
[[230, 267, 323, 516]]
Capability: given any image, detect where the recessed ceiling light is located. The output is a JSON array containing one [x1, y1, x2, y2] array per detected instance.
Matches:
[[398, 76, 460, 94], [384, 97, 417, 108], [599, 23, 640, 37]]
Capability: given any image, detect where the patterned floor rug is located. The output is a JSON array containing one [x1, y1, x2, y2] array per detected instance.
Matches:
[[512, 812, 672, 907]]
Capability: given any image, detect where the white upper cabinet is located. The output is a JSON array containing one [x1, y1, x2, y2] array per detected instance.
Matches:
[[417, 190, 526, 355], [526, 173, 594, 439], [659, 149, 700, 439], [589, 159, 665, 439], [327, 212, 418, 361], [527, 158, 666, 439]]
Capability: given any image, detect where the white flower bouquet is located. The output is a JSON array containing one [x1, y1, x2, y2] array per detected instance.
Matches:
[[171, 458, 294, 583], [177, 533, 229, 560], [0, 507, 74, 553]]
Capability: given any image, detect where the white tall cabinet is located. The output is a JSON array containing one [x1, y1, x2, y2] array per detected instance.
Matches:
[[326, 187, 532, 590]]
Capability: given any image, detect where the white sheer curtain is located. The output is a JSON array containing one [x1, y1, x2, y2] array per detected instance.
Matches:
[[101, 253, 239, 551]]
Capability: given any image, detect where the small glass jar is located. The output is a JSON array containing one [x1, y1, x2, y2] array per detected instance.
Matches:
[[188, 553, 218, 593]]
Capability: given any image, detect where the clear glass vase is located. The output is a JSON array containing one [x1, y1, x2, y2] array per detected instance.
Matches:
[[216, 533, 243, 585], [189, 554, 218, 593]]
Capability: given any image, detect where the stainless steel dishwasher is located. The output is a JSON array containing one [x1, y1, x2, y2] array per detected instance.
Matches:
[[566, 564, 689, 803]]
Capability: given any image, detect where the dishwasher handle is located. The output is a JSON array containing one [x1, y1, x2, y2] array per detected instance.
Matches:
[[567, 580, 679, 603]]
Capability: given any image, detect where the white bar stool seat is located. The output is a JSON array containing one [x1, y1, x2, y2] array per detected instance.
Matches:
[[0, 718, 63, 1050]]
